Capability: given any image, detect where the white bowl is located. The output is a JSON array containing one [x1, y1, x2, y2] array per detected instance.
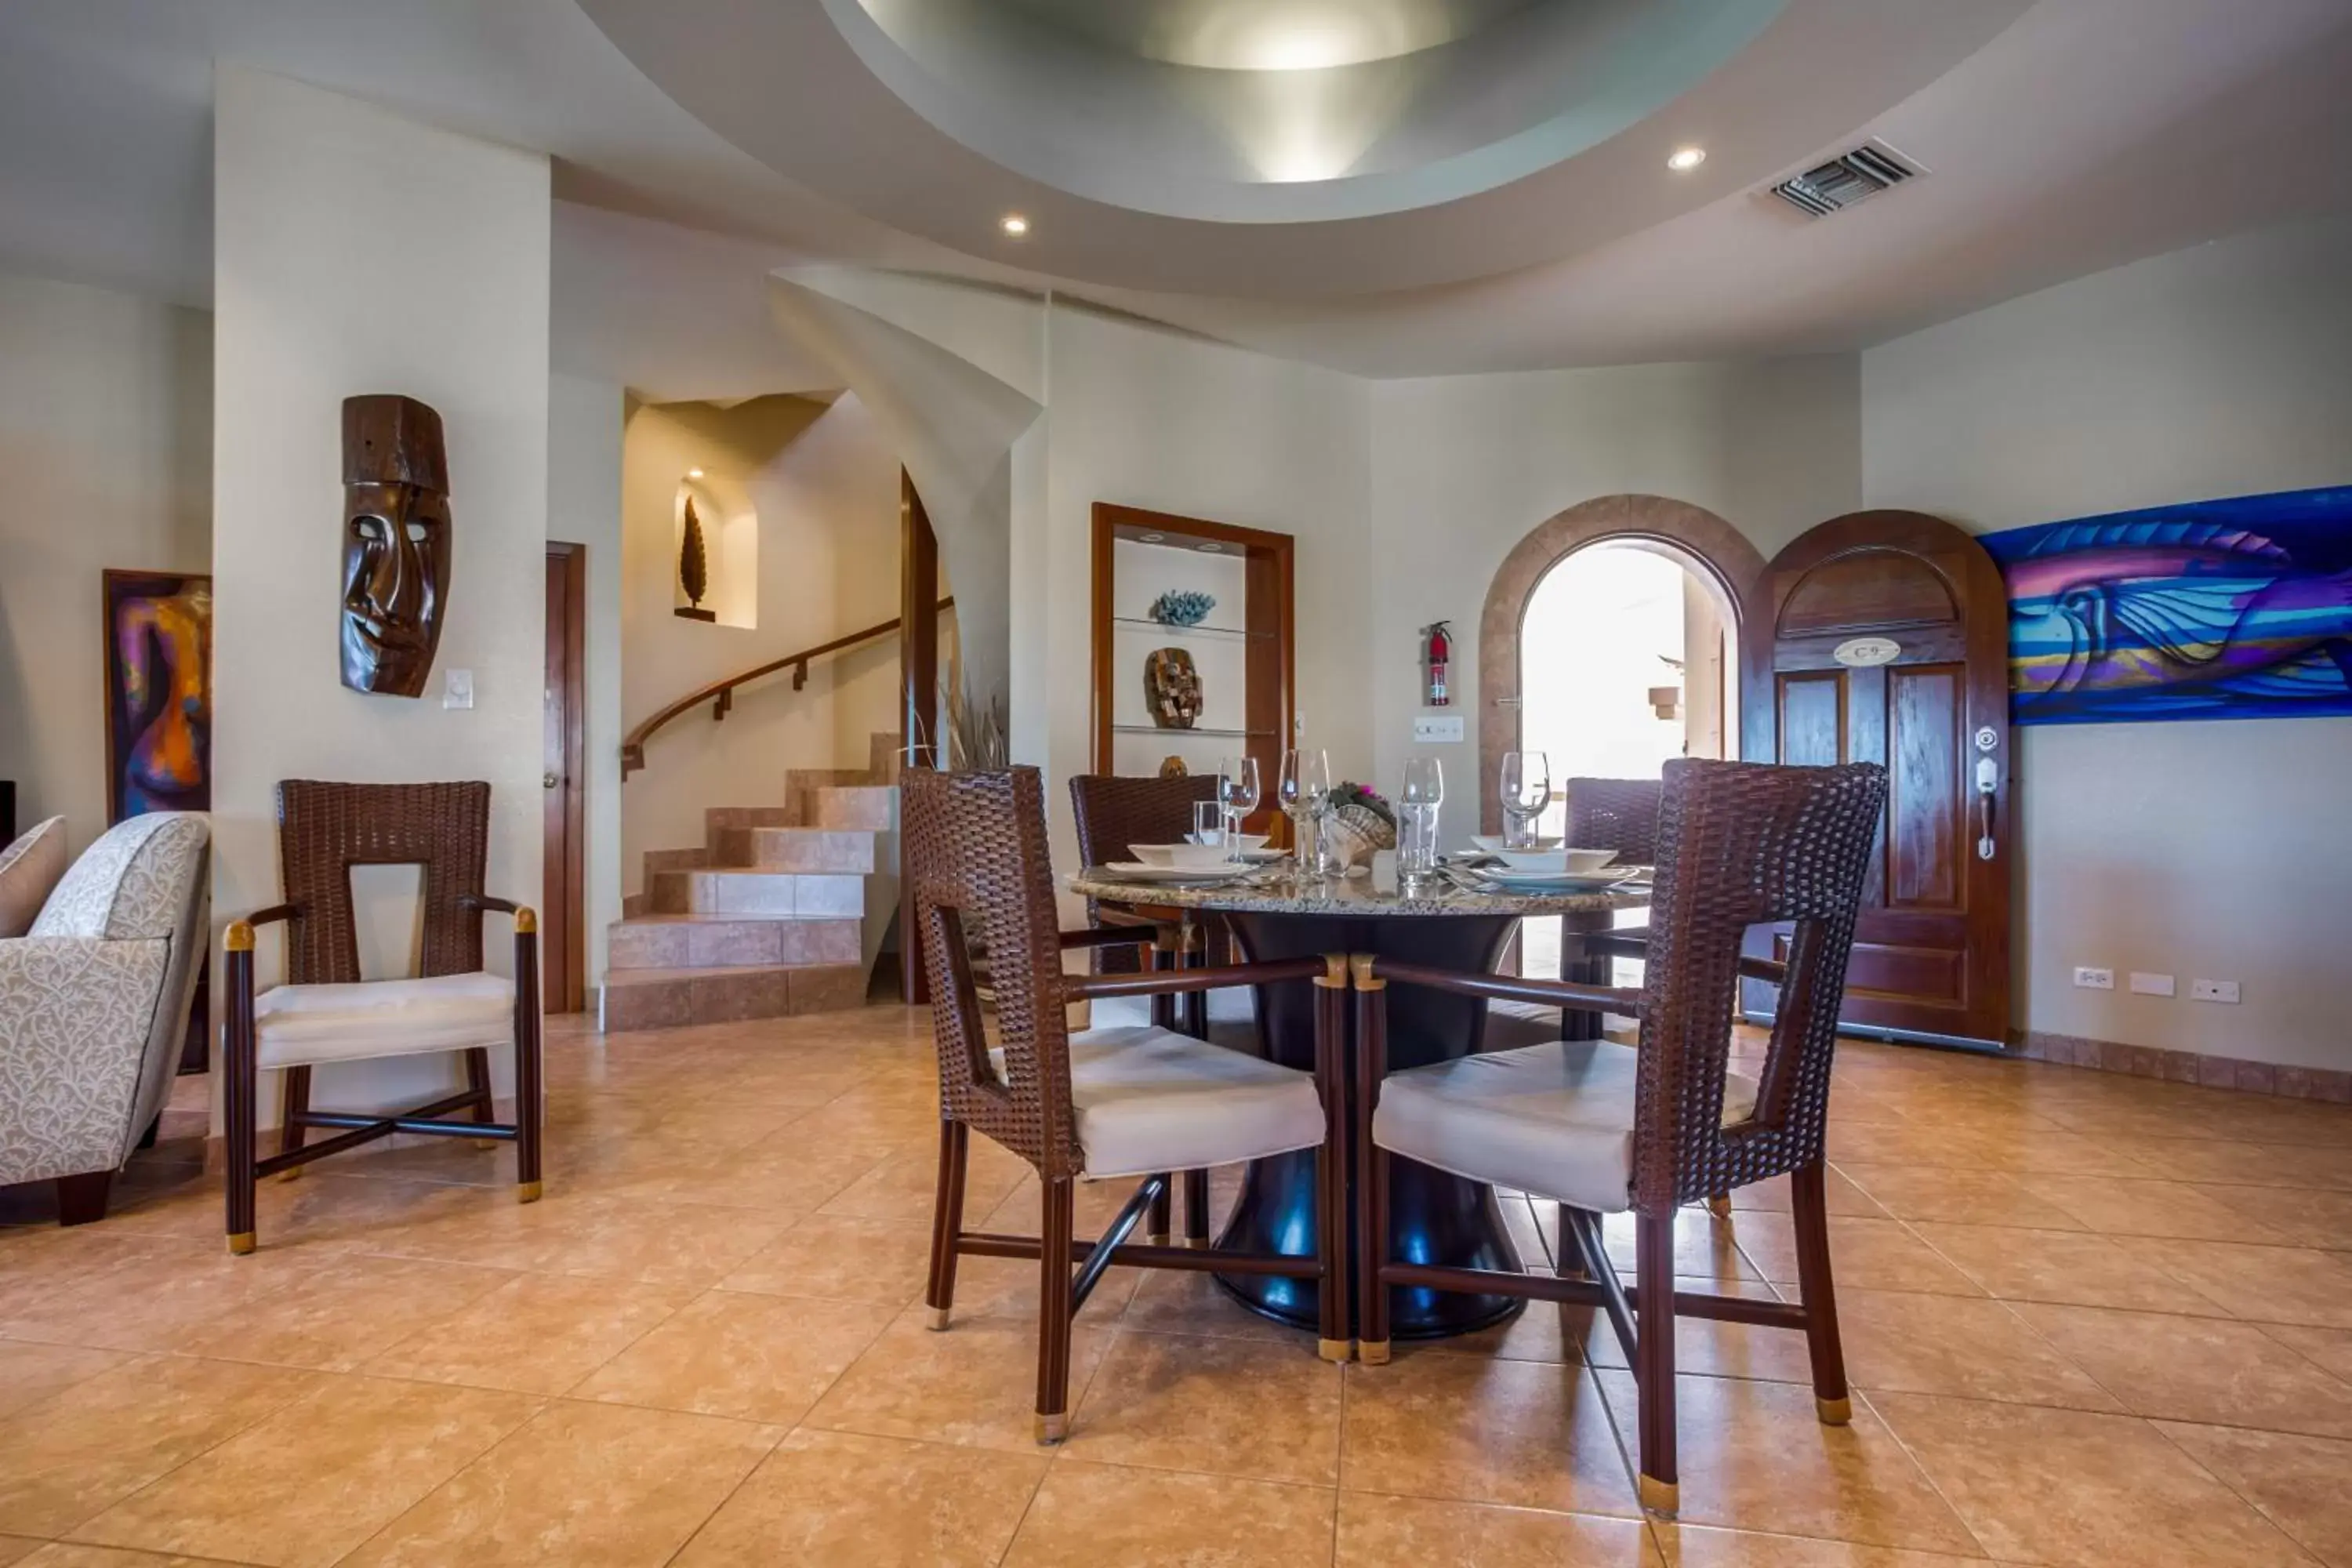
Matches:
[[1493, 846, 1617, 875], [1471, 834, 1560, 854], [1184, 831, 1270, 852], [1130, 841, 1232, 870]]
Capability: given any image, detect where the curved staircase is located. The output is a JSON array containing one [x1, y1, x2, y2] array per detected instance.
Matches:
[[601, 734, 902, 1032]]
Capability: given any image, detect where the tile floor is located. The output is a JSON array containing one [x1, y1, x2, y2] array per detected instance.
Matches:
[[4, 1005, 2352, 1566]]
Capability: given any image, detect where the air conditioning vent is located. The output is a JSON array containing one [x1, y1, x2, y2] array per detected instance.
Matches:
[[1769, 140, 1922, 217]]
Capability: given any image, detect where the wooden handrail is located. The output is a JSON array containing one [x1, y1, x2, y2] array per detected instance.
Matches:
[[621, 596, 954, 779]]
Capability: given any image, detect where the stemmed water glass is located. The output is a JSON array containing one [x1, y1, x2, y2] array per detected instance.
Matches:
[[1219, 756, 1261, 862], [1278, 748, 1330, 875], [1399, 756, 1444, 887], [1499, 750, 1551, 849]]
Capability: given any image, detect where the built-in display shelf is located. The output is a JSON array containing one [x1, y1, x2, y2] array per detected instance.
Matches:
[[1112, 724, 1275, 739], [1112, 616, 1266, 641]]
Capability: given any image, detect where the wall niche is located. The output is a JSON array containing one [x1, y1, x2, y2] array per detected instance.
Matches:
[[673, 472, 757, 628]]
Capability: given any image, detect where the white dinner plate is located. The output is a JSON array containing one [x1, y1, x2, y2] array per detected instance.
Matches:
[[1096, 862, 1250, 884], [1472, 866, 1638, 889]]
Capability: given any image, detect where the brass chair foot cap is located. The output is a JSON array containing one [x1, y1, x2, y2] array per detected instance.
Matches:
[[1145, 1232, 1170, 1247], [277, 1167, 303, 1183], [925, 1307, 953, 1331], [1318, 1338, 1352, 1363], [227, 1232, 256, 1256], [1704, 1194, 1733, 1219], [1034, 1414, 1068, 1445], [1358, 1340, 1391, 1367], [1817, 1396, 1852, 1425], [1639, 1475, 1678, 1516], [517, 1181, 543, 1203]]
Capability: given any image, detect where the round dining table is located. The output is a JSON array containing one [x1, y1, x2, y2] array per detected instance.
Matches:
[[1068, 864, 1650, 1341]]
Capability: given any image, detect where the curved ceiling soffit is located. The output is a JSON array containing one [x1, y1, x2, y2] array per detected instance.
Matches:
[[767, 273, 1043, 705], [577, 0, 2031, 300]]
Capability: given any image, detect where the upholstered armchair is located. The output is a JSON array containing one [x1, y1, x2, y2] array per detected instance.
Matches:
[[0, 813, 211, 1224]]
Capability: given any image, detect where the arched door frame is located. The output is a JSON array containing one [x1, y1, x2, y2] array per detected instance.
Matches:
[[1476, 494, 1767, 833]]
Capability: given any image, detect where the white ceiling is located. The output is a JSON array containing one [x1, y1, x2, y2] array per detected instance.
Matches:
[[1, 0, 2347, 390]]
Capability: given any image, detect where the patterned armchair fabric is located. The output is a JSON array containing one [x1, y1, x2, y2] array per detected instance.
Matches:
[[0, 813, 209, 1190]]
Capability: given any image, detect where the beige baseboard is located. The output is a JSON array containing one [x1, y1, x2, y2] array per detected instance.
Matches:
[[2014, 1030, 2349, 1102]]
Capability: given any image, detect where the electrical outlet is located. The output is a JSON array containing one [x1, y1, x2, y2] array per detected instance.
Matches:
[[441, 669, 474, 711], [2190, 978, 2241, 1004], [2129, 972, 2176, 997], [2072, 966, 2114, 991], [1412, 715, 1465, 743]]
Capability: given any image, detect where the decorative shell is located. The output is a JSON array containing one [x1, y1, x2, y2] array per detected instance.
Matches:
[[1147, 590, 1217, 627], [1322, 801, 1396, 869]]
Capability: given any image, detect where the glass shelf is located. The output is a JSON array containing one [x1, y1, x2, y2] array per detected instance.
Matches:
[[1112, 725, 1276, 739], [1113, 617, 1265, 641]]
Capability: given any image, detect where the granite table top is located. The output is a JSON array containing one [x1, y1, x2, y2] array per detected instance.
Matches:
[[1068, 864, 1650, 919]]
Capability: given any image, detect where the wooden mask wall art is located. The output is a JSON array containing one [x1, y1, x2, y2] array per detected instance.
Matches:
[[339, 394, 451, 697]]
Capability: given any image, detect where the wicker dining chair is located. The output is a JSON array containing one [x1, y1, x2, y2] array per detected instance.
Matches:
[[1565, 776, 1664, 970], [1351, 758, 1886, 1516], [221, 781, 542, 1253], [909, 767, 1351, 1444], [1068, 771, 1243, 1247]]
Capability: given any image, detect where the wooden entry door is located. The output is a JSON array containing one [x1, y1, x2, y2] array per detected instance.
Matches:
[[1740, 510, 2011, 1047], [543, 543, 587, 1014]]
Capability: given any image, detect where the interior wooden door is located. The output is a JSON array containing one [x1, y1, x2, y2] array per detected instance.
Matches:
[[543, 543, 587, 1014], [1740, 510, 2011, 1047]]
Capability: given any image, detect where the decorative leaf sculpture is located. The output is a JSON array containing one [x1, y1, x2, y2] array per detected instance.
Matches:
[[680, 496, 710, 608]]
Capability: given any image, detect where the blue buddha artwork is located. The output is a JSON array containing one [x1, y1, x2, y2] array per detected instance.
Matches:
[[1980, 486, 2352, 726]]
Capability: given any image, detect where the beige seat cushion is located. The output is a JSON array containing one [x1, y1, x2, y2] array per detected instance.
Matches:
[[1372, 1040, 1758, 1214], [0, 816, 68, 938], [255, 971, 515, 1069], [1060, 1025, 1326, 1180]]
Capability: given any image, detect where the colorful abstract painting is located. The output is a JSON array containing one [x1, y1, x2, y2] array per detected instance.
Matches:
[[1979, 487, 2352, 726], [102, 569, 212, 822]]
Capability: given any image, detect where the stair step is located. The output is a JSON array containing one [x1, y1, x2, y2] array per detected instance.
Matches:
[[608, 913, 861, 970], [806, 785, 897, 832], [711, 826, 876, 873], [785, 768, 883, 824], [650, 867, 863, 917], [600, 961, 869, 1032], [869, 731, 906, 782], [704, 806, 796, 836]]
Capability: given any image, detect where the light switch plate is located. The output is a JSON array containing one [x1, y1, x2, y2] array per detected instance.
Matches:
[[442, 669, 474, 710], [2129, 972, 2176, 997], [1413, 714, 1465, 743]]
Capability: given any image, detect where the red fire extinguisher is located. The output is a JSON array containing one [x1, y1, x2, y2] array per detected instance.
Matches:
[[1425, 621, 1453, 707]]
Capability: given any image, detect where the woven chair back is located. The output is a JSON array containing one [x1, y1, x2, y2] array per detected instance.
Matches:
[[1631, 759, 1886, 1209], [1068, 773, 1220, 867], [903, 767, 1081, 1177], [275, 780, 490, 986], [1564, 777, 1664, 866]]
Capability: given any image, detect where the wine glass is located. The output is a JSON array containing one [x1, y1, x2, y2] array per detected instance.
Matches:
[[1219, 756, 1261, 861], [1499, 750, 1551, 849], [1278, 748, 1330, 873], [1399, 755, 1445, 885]]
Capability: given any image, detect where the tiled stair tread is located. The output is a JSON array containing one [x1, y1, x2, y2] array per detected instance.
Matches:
[[604, 963, 799, 985]]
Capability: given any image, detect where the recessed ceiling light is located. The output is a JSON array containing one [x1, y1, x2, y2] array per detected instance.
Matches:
[[1667, 147, 1707, 172], [1197, 543, 1224, 553], [687, 467, 705, 479], [1000, 213, 1030, 238], [1138, 532, 1164, 543]]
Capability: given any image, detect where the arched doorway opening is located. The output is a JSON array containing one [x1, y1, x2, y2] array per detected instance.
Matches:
[[1476, 495, 1766, 978]]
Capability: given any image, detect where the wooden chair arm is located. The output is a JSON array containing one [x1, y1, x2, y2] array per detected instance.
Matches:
[[1065, 954, 1335, 1003], [1057, 927, 1155, 953], [1359, 956, 1643, 1020], [459, 895, 539, 935], [223, 904, 301, 952]]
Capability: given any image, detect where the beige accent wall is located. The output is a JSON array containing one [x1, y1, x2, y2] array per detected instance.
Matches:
[[1861, 216, 2352, 1069], [549, 374, 626, 995], [0, 272, 211, 858]]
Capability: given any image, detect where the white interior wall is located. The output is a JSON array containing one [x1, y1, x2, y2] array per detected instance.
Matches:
[[1862, 216, 2352, 1069], [1108, 538, 1251, 778], [0, 272, 212, 858], [1366, 356, 1863, 845], [619, 392, 899, 895], [549, 373, 625, 995], [211, 68, 550, 1123]]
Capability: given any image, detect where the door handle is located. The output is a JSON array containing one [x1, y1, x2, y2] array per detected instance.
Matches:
[[543, 771, 559, 790], [1974, 757, 1997, 861]]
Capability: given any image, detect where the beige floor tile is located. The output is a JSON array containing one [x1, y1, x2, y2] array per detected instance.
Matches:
[[2256, 1323, 2352, 1382], [1737, 1169, 1888, 1218], [2015, 1175, 2292, 1243], [2193, 1184, 2352, 1250], [1871, 1392, 2312, 1566], [803, 1308, 1116, 1454], [1116, 1267, 1299, 1344], [1002, 1461, 1335, 1568], [822, 1144, 1027, 1223], [1576, 1283, 1810, 1385], [572, 1290, 887, 1423], [336, 1399, 779, 1568], [2158, 1423, 2352, 1568], [2131, 1140, 2352, 1192], [1653, 1523, 1992, 1565], [1342, 1353, 1636, 1515], [0, 1538, 38, 1566], [13, 1547, 242, 1566], [1736, 1216, 1985, 1297], [1907, 1223, 2220, 1312], [1336, 1492, 1660, 1566], [1063, 1330, 1341, 1484], [0, 1356, 321, 1537], [670, 1428, 1047, 1568], [2017, 1302, 2352, 1436], [167, 1255, 517, 1370], [1836, 1165, 2082, 1229], [0, 1239, 314, 1353], [1838, 1290, 2120, 1410], [508, 1196, 797, 1287], [0, 1344, 130, 1421], [2131, 1238, 2352, 1328], [601, 1134, 901, 1213], [1588, 1210, 1761, 1285], [361, 1272, 692, 1394], [1591, 1372, 1976, 1555], [72, 1375, 538, 1568], [714, 1212, 935, 1306]]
